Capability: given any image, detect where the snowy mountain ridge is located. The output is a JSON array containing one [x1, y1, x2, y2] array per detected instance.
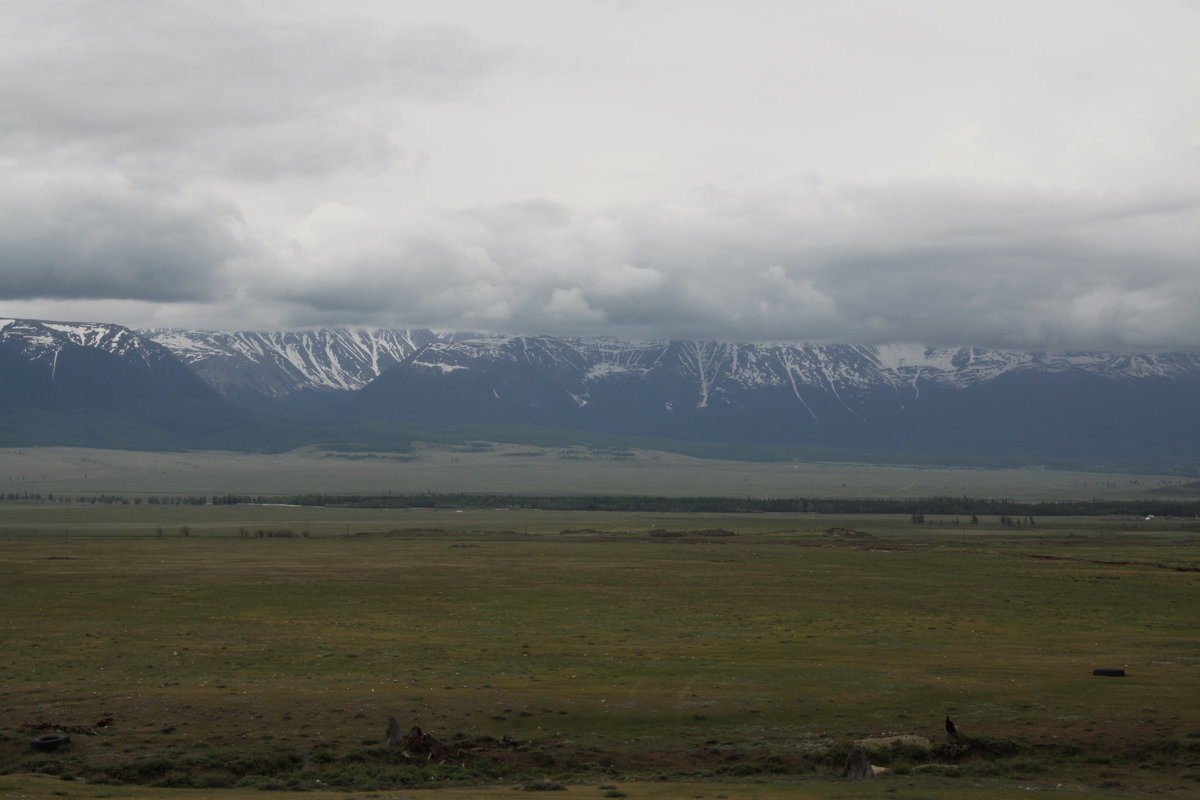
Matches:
[[1, 317, 171, 370], [5, 319, 1196, 404], [395, 335, 1200, 401], [144, 327, 440, 401], [339, 333, 1200, 464], [138, 325, 1200, 408], [3, 318, 1199, 466]]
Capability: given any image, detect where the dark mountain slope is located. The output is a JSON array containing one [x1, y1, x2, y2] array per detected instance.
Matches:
[[5, 319, 1198, 470], [330, 336, 1200, 469], [0, 319, 261, 449]]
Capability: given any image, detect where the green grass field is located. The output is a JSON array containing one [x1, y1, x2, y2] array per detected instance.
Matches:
[[2, 503, 1199, 798]]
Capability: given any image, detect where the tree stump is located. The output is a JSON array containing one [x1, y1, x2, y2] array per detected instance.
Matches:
[[386, 716, 403, 747], [385, 720, 464, 763], [843, 745, 875, 779]]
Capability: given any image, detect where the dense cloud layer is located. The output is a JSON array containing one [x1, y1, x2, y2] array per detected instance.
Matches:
[[2, 1, 1198, 350]]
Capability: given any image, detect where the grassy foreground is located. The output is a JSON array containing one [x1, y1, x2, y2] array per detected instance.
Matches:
[[0, 774, 1157, 800], [2, 505, 1199, 797], [0, 773, 1150, 799]]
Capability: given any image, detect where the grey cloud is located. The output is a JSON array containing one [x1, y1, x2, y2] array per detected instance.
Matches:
[[0, 1, 502, 308], [259, 184, 1200, 350], [451, 200, 575, 231], [202, 119, 404, 182], [0, 2, 502, 180], [802, 184, 1200, 350], [5, 3, 1195, 352], [0, 169, 247, 303]]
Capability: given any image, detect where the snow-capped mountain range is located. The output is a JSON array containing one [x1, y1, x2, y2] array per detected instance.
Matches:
[[371, 335, 1200, 404], [141, 326, 1200, 405], [334, 335, 1200, 462], [143, 327, 440, 404], [2, 317, 1198, 467]]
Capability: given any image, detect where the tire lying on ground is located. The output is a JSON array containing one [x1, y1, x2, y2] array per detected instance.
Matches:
[[30, 732, 71, 752], [1092, 668, 1127, 677]]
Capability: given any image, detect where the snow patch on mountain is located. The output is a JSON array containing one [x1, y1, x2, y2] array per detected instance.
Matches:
[[413, 361, 467, 374], [585, 362, 640, 380], [873, 343, 954, 371]]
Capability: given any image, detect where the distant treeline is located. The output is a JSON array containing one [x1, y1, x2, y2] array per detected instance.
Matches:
[[4, 491, 1199, 517], [286, 492, 1200, 518], [1, 493, 265, 505]]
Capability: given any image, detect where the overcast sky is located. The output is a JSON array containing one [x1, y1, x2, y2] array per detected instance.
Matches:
[[2, 0, 1198, 349]]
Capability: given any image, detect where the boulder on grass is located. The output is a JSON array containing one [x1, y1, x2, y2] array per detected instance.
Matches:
[[855, 734, 931, 751]]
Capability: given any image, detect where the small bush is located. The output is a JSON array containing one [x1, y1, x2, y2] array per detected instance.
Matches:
[[152, 771, 195, 788], [236, 774, 287, 790], [713, 763, 757, 777], [758, 754, 788, 774], [921, 764, 962, 778], [883, 741, 933, 763], [195, 772, 236, 788], [969, 736, 1023, 758], [524, 778, 567, 791], [310, 748, 338, 764], [21, 759, 66, 776]]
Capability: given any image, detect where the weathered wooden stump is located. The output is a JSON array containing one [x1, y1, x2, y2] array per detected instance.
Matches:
[[384, 719, 473, 767], [386, 715, 403, 747], [843, 745, 875, 779]]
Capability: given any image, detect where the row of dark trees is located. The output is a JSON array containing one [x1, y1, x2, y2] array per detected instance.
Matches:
[[287, 492, 1200, 518], [1, 493, 266, 505], [5, 491, 1199, 518], [911, 513, 1037, 526]]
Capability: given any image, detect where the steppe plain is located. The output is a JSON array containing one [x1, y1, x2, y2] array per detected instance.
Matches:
[[1, 443, 1193, 499], [2, 446, 1198, 799]]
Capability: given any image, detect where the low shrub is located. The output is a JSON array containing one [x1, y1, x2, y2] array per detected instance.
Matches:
[[236, 774, 287, 790], [524, 778, 567, 791]]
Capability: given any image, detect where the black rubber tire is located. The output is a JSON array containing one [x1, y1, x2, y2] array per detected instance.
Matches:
[[30, 732, 71, 752], [1092, 668, 1126, 677]]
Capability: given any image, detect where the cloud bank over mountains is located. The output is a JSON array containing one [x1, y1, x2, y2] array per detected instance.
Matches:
[[2, 0, 1198, 350]]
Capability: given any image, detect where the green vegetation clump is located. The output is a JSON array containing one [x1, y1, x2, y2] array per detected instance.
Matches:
[[523, 778, 567, 790]]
